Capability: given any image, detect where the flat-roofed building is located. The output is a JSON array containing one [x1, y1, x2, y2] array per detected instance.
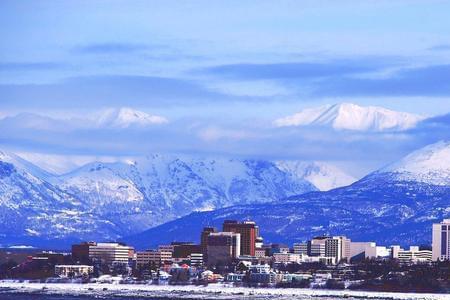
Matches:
[[392, 246, 432, 263], [207, 232, 240, 267], [309, 237, 328, 257], [136, 250, 168, 267], [223, 220, 257, 256], [349, 242, 377, 261], [293, 242, 308, 255], [88, 242, 134, 265], [171, 242, 201, 259], [72, 242, 96, 264], [273, 252, 302, 263], [432, 219, 450, 261]]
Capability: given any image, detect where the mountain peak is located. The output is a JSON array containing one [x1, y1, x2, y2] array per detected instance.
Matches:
[[274, 103, 425, 131], [379, 140, 450, 185], [97, 107, 168, 128]]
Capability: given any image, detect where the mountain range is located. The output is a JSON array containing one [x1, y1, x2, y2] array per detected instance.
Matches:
[[0, 104, 448, 249], [125, 141, 450, 249], [0, 150, 354, 248]]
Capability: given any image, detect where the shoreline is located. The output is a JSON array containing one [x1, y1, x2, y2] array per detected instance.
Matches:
[[0, 281, 448, 300]]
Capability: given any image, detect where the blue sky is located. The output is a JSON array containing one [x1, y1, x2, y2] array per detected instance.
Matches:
[[1, 0, 450, 176]]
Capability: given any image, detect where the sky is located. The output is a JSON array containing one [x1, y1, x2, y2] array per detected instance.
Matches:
[[1, 0, 450, 177]]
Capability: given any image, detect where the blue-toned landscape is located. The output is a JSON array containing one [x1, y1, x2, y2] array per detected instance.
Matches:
[[1, 1, 449, 298]]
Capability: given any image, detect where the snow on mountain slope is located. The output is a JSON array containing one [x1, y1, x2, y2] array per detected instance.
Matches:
[[274, 103, 425, 131], [54, 155, 319, 233], [129, 142, 450, 248], [0, 148, 357, 246], [375, 140, 450, 185], [97, 107, 168, 128], [0, 151, 110, 243], [0, 150, 54, 181], [276, 161, 356, 191]]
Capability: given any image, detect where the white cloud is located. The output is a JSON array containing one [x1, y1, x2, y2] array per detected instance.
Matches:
[[198, 126, 254, 141]]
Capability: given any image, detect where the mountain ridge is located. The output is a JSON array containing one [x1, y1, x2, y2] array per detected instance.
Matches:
[[0, 151, 355, 247], [274, 102, 425, 131], [125, 140, 450, 249]]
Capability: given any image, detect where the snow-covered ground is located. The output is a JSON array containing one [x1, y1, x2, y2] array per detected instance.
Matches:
[[0, 281, 447, 300]]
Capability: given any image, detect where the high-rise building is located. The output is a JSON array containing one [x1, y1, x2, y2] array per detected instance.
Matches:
[[200, 227, 217, 256], [309, 236, 328, 257], [206, 232, 240, 267], [223, 220, 257, 256], [326, 236, 351, 262], [432, 219, 450, 261]]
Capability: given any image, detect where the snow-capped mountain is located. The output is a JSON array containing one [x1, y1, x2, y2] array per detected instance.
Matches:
[[2, 150, 360, 247], [0, 151, 122, 247], [375, 140, 450, 185], [128, 141, 450, 248], [274, 103, 425, 131], [52, 156, 318, 232], [276, 161, 356, 191], [96, 107, 168, 128]]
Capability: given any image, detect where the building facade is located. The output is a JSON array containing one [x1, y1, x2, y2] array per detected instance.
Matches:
[[223, 220, 258, 256], [206, 232, 241, 267], [88, 242, 134, 265], [293, 242, 308, 255], [136, 250, 172, 267], [392, 245, 432, 262], [432, 219, 450, 261]]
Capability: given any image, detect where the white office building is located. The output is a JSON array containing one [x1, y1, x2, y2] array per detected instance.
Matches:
[[89, 242, 134, 264], [392, 245, 432, 262], [432, 219, 450, 261]]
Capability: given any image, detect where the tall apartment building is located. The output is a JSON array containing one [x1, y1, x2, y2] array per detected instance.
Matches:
[[432, 219, 450, 261], [206, 232, 241, 267], [223, 220, 257, 256]]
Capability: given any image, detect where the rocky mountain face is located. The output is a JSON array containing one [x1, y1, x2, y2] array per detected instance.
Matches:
[[0, 151, 354, 247], [126, 141, 450, 249]]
